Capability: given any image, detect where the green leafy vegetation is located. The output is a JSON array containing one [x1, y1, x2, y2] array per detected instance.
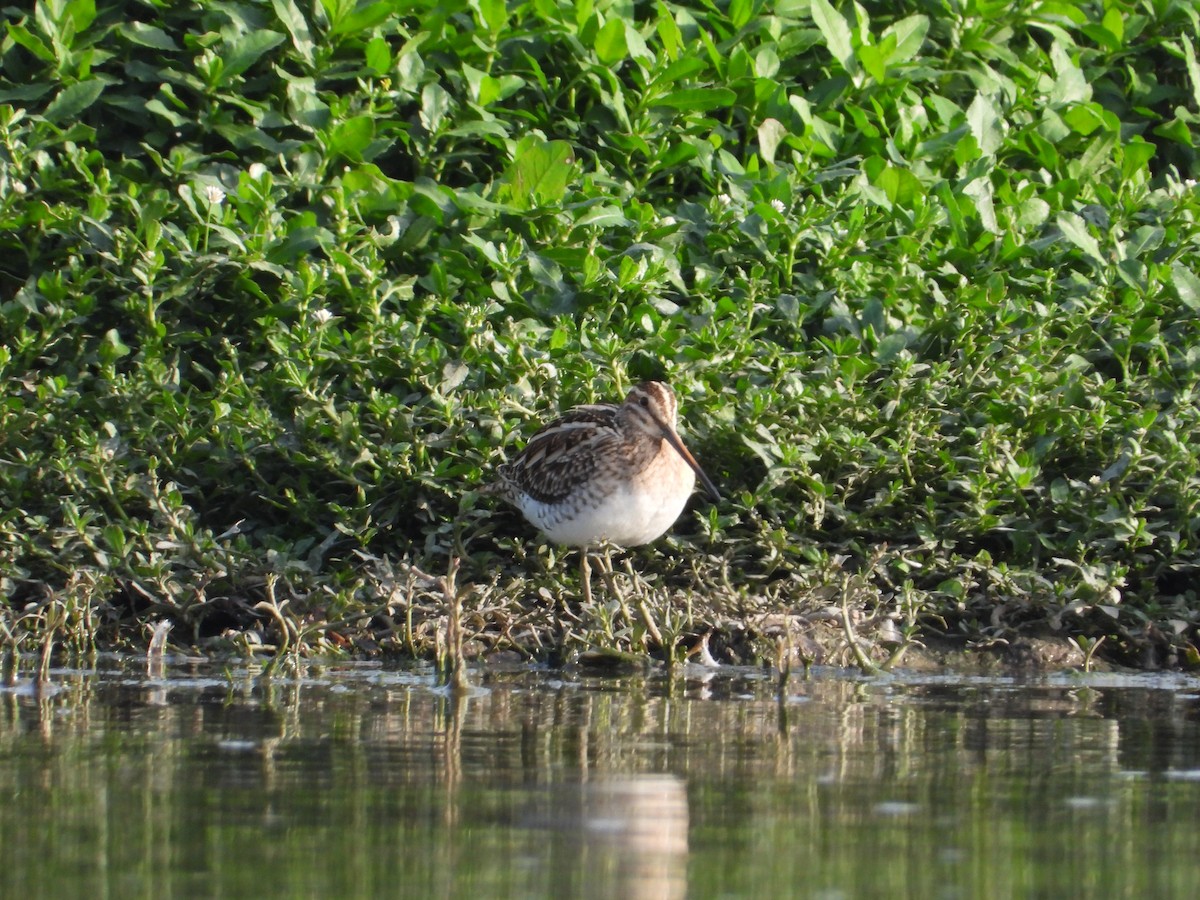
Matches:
[[1, 0, 1198, 668]]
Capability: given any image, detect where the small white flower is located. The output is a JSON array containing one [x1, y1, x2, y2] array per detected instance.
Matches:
[[204, 184, 226, 206], [312, 308, 334, 325], [770, 199, 786, 214], [248, 162, 267, 180], [12, 181, 26, 195], [1088, 475, 1101, 486], [717, 193, 733, 206]]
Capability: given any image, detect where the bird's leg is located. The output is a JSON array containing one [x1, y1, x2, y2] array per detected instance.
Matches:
[[594, 545, 635, 631], [580, 547, 593, 607], [600, 545, 617, 587]]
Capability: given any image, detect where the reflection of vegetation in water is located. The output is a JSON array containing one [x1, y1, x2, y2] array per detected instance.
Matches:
[[2, 668, 1200, 895], [1, 1, 1199, 668]]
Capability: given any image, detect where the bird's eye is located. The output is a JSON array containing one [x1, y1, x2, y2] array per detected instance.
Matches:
[[639, 396, 650, 407]]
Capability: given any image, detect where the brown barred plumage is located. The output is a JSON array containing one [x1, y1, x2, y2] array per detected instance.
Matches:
[[488, 382, 719, 554]]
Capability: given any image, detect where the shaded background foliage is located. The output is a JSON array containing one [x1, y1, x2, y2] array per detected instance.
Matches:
[[1, 0, 1199, 664]]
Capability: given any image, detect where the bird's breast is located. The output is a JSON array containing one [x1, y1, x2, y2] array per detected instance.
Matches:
[[514, 439, 697, 547]]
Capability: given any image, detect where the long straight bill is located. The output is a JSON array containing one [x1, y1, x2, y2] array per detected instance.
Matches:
[[661, 428, 721, 502]]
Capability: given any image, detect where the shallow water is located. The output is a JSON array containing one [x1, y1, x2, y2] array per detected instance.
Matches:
[[3, 659, 1200, 898]]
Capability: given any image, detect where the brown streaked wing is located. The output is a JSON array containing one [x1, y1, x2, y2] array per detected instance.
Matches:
[[500, 404, 622, 504]]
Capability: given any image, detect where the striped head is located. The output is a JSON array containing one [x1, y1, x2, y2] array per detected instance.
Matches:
[[620, 381, 680, 436], [621, 381, 720, 501]]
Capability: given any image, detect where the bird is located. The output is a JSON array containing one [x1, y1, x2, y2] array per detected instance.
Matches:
[[486, 381, 720, 606]]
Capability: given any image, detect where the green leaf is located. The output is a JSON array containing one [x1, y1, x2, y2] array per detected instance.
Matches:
[[966, 93, 1002, 157], [1181, 34, 1200, 109], [65, 0, 97, 32], [288, 78, 330, 129], [329, 2, 393, 37], [1153, 116, 1194, 147], [474, 0, 508, 33], [651, 56, 706, 88], [875, 333, 909, 363], [43, 79, 105, 123], [962, 177, 998, 234], [1049, 41, 1090, 104], [6, 23, 55, 62], [882, 14, 928, 65], [0, 83, 54, 103], [119, 22, 179, 51], [1101, 6, 1123, 42], [1056, 211, 1104, 265], [653, 87, 736, 110], [857, 43, 887, 83], [872, 163, 923, 207], [1062, 103, 1107, 136], [463, 64, 524, 106], [1171, 263, 1200, 311], [1125, 225, 1164, 258], [656, 2, 682, 58], [650, 140, 697, 171], [101, 327, 130, 361], [1015, 197, 1050, 230], [729, 0, 754, 28], [220, 31, 286, 83], [810, 0, 855, 74], [365, 36, 390, 75], [574, 206, 632, 228], [1121, 138, 1155, 181], [755, 45, 780, 78], [500, 137, 575, 209], [144, 98, 187, 127], [421, 83, 451, 132], [594, 17, 627, 65], [757, 118, 788, 165], [272, 0, 314, 65], [327, 116, 374, 161]]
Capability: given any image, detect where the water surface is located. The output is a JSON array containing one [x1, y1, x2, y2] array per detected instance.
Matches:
[[3, 660, 1199, 898]]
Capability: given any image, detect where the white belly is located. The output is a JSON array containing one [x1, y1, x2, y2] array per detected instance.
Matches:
[[515, 457, 696, 548]]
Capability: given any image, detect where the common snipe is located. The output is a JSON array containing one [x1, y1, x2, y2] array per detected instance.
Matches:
[[487, 381, 720, 604]]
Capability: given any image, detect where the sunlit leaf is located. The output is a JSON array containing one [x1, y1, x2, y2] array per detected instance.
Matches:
[[329, 2, 393, 37], [6, 23, 55, 62], [810, 0, 855, 74], [965, 93, 1002, 157], [574, 206, 632, 228], [594, 17, 627, 66], [272, 0, 314, 64], [1056, 211, 1105, 265], [962, 177, 998, 234], [1049, 41, 1090, 104], [119, 22, 179, 51], [757, 118, 787, 165], [365, 36, 390, 74], [499, 137, 575, 209], [420, 83, 450, 132], [882, 14, 928, 65], [1171, 263, 1200, 311], [655, 2, 683, 59]]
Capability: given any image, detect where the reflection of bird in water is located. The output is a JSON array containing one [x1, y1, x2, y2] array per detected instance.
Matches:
[[542, 775, 689, 900]]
